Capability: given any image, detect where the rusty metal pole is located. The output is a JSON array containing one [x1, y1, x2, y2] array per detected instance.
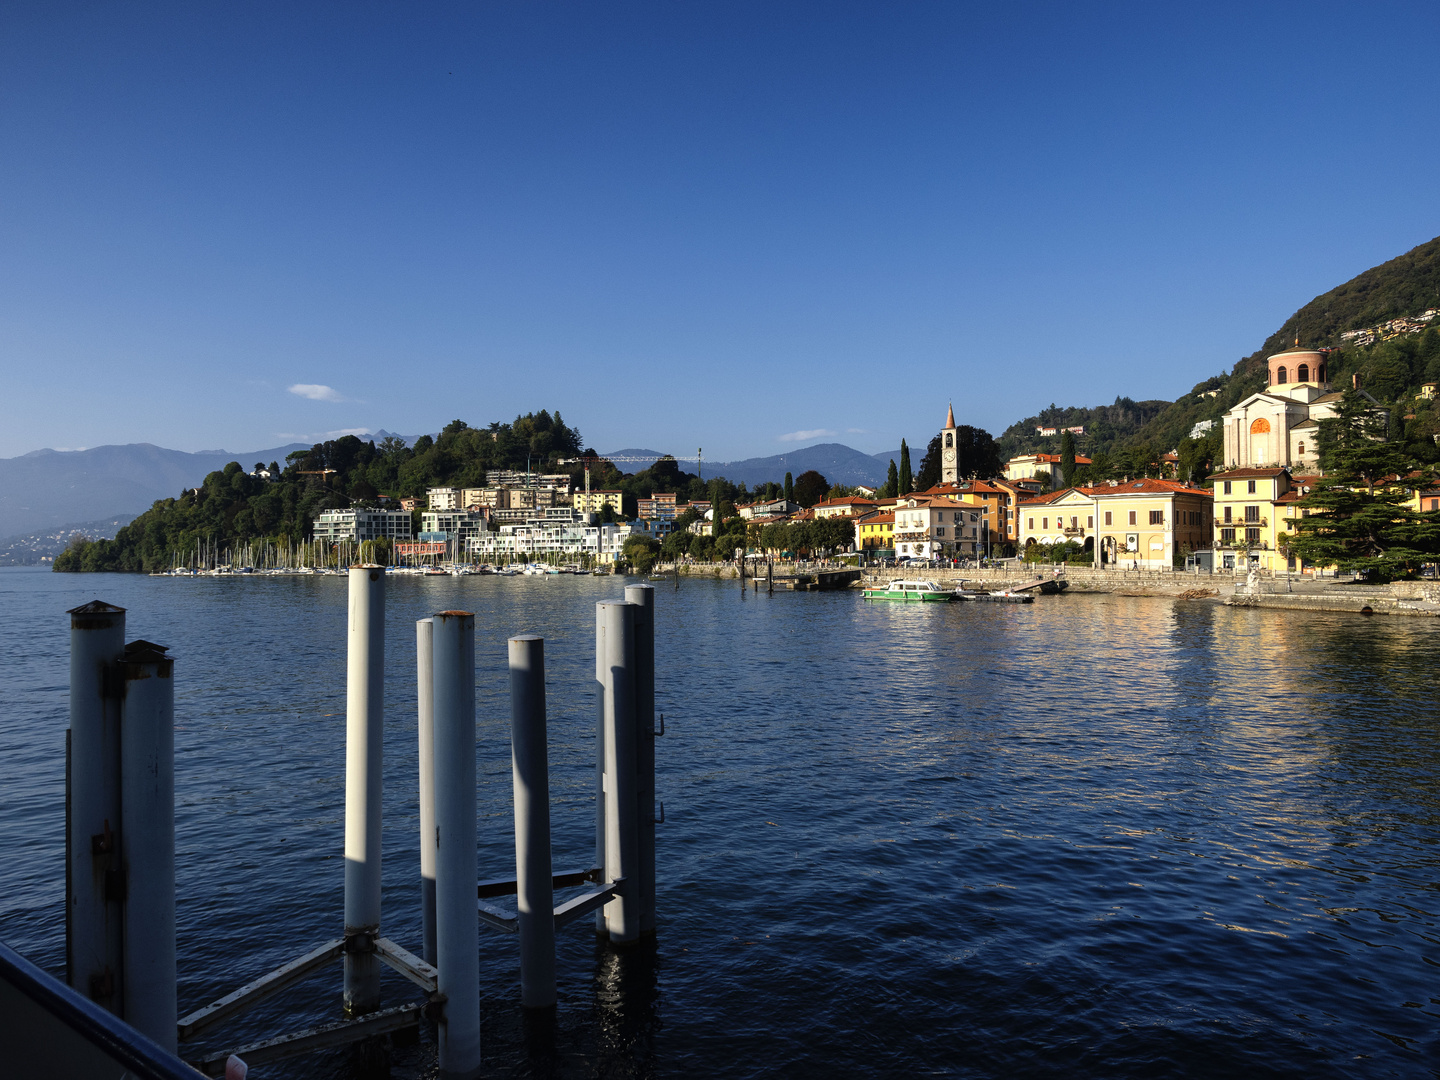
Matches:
[[598, 600, 639, 943], [508, 635, 555, 1008], [119, 640, 176, 1052], [344, 565, 385, 1015], [433, 610, 480, 1078], [416, 617, 437, 967], [66, 601, 126, 1012], [624, 585, 657, 937]]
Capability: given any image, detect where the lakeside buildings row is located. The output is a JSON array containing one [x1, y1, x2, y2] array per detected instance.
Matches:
[[310, 342, 1418, 570]]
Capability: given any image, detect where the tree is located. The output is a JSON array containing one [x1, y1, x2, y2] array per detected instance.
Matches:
[[783, 472, 794, 503], [915, 436, 942, 492], [622, 534, 661, 574], [1060, 431, 1076, 487], [953, 425, 1002, 480], [881, 459, 899, 499], [792, 470, 830, 508], [1287, 390, 1427, 577], [898, 440, 913, 495]]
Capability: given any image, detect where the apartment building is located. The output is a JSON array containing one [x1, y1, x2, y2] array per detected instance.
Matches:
[[313, 508, 414, 544]]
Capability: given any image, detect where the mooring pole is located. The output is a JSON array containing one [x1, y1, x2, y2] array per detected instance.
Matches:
[[624, 585, 657, 936], [433, 610, 480, 1078], [344, 565, 385, 1015], [119, 640, 176, 1052], [509, 635, 556, 1008], [66, 601, 126, 1011], [416, 617, 437, 967], [597, 600, 639, 943], [593, 602, 607, 933]]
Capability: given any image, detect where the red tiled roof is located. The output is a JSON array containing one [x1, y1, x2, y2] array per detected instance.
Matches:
[[1094, 478, 1212, 498], [1207, 467, 1288, 480]]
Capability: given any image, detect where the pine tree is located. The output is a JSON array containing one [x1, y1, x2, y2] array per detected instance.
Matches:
[[1287, 389, 1429, 577], [898, 440, 913, 495]]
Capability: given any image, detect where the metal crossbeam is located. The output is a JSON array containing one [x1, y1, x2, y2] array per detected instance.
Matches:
[[477, 866, 601, 900], [177, 938, 345, 1041], [553, 879, 623, 930], [373, 937, 437, 993], [477, 900, 518, 934], [190, 1003, 421, 1075]]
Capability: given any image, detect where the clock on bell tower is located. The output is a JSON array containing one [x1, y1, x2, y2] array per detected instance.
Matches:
[[941, 402, 959, 484]]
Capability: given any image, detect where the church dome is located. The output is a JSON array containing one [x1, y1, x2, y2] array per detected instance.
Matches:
[[1268, 342, 1325, 387]]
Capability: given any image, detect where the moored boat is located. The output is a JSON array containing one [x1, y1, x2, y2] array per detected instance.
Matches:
[[861, 579, 954, 602]]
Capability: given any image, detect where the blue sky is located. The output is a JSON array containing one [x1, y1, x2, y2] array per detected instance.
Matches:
[[2, 2, 1438, 461]]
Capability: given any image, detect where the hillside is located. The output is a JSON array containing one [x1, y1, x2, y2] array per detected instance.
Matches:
[[1004, 233, 1440, 476]]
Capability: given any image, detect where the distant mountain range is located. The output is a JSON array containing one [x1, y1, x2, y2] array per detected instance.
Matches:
[[0, 435, 897, 540], [603, 443, 896, 488], [0, 441, 311, 538]]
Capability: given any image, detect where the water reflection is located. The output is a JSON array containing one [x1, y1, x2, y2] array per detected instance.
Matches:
[[3, 571, 1440, 1077]]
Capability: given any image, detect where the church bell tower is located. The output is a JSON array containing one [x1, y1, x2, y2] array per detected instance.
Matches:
[[941, 403, 958, 484]]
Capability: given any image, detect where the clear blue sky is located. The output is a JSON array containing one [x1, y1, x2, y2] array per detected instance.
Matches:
[[2, 2, 1438, 461]]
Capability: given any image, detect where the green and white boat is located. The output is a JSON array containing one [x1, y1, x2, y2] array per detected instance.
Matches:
[[861, 579, 954, 602]]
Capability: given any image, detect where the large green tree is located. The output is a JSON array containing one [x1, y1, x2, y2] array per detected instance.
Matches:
[[792, 470, 830, 508], [898, 440, 913, 495], [1287, 390, 1432, 577], [1060, 430, 1076, 487], [915, 436, 942, 491]]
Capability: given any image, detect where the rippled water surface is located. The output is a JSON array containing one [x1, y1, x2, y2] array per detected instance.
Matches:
[[2, 566, 1439, 1078]]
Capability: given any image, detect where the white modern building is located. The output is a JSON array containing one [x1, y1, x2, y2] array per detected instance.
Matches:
[[467, 517, 635, 563], [313, 508, 414, 544], [420, 509, 489, 544]]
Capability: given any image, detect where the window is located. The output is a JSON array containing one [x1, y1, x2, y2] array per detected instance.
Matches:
[[1028, 517, 1034, 529], [1298, 441, 1305, 455], [1149, 510, 1163, 525], [1221, 528, 1235, 543], [1223, 481, 1232, 494], [1246, 527, 1261, 543], [1128, 511, 1137, 526], [936, 528, 945, 537], [1245, 505, 1259, 523], [1247, 480, 1256, 494], [1276, 365, 1287, 384], [1104, 511, 1112, 526], [1224, 506, 1232, 523], [1071, 516, 1078, 529], [1088, 516, 1094, 527], [1042, 517, 1048, 529]]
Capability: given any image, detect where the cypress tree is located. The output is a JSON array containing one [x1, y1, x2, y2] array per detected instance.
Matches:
[[884, 459, 899, 498], [898, 440, 912, 495], [784, 471, 794, 503], [1060, 430, 1076, 487]]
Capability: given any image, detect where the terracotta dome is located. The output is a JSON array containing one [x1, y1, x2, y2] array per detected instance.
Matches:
[[1268, 342, 1325, 387]]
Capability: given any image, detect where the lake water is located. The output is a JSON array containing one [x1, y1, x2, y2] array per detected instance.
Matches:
[[1, 565, 1438, 1078]]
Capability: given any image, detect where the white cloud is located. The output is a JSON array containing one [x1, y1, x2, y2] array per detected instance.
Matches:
[[288, 383, 348, 402], [777, 428, 837, 443]]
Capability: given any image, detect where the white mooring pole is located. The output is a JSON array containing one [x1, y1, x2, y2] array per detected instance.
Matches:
[[66, 601, 126, 1011], [119, 640, 176, 1052], [624, 584, 657, 937], [416, 617, 437, 967], [597, 600, 639, 943], [509, 634, 556, 1008], [344, 565, 385, 1015], [433, 610, 480, 1078]]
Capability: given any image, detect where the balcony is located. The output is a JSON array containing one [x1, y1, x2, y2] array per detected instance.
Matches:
[[1062, 527, 1087, 537], [1218, 518, 1266, 529]]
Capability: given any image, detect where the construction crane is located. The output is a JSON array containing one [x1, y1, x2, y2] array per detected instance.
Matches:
[[559, 449, 704, 507]]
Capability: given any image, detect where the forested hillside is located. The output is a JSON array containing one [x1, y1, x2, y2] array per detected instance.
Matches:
[[1001, 234, 1440, 483]]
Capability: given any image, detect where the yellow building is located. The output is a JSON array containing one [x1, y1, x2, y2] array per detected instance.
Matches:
[[1092, 479, 1213, 570], [1208, 468, 1328, 571], [853, 510, 895, 554], [574, 489, 624, 515], [1018, 487, 1097, 554]]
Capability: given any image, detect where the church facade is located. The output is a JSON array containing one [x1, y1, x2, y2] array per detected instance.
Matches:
[[1220, 344, 1362, 470]]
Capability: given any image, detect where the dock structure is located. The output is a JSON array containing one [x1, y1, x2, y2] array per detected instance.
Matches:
[[33, 570, 666, 1078], [755, 567, 862, 591]]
